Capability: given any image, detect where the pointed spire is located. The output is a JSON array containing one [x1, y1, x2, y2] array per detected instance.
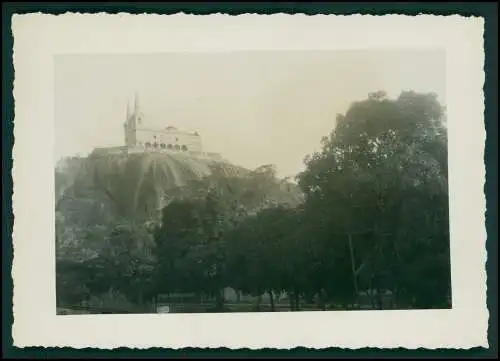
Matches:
[[134, 91, 139, 113], [133, 91, 143, 126]]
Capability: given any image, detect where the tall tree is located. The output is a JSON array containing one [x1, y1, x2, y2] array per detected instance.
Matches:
[[297, 90, 450, 308]]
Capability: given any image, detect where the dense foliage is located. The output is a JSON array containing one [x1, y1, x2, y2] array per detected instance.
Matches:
[[56, 91, 451, 312]]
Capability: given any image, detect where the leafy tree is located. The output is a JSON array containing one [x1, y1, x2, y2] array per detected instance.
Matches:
[[57, 90, 451, 313], [153, 195, 232, 310], [225, 206, 292, 310], [153, 166, 300, 311], [297, 90, 450, 309]]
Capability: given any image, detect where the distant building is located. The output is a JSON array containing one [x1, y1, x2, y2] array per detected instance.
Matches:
[[123, 93, 203, 153], [89, 93, 227, 160]]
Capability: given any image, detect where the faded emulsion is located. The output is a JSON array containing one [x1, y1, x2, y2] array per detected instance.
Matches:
[[55, 51, 450, 315]]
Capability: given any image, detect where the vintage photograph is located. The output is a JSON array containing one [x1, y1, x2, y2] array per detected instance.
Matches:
[[54, 50, 451, 315]]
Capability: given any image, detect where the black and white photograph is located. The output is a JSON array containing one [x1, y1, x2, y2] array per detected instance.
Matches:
[[54, 50, 451, 315], [11, 13, 487, 349]]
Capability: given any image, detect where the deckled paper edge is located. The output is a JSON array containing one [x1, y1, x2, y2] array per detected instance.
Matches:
[[11, 13, 487, 349]]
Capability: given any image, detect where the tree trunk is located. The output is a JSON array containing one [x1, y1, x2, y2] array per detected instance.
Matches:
[[195, 292, 202, 304], [375, 283, 383, 310], [372, 223, 384, 310], [317, 290, 327, 311], [369, 278, 376, 309], [294, 291, 300, 311], [215, 289, 224, 311], [391, 287, 398, 309], [342, 300, 349, 310], [137, 291, 144, 311], [268, 290, 275, 312], [256, 293, 261, 312], [368, 289, 375, 310], [321, 291, 327, 311], [348, 233, 359, 306], [288, 292, 294, 311]]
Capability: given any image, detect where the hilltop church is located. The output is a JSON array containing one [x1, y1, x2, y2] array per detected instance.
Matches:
[[91, 94, 208, 157], [123, 94, 203, 153]]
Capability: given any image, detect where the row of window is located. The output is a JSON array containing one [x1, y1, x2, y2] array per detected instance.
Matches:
[[138, 142, 189, 151]]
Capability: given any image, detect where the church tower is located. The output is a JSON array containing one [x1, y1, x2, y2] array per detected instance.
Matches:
[[132, 92, 143, 126], [122, 92, 203, 154], [123, 93, 142, 148]]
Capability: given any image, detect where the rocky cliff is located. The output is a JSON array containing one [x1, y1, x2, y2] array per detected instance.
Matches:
[[55, 152, 303, 262]]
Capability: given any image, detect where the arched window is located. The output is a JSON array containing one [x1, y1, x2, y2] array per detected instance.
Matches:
[[181, 145, 188, 151], [174, 144, 180, 151], [153, 142, 158, 148], [160, 143, 166, 149], [167, 144, 173, 150], [145, 142, 151, 148]]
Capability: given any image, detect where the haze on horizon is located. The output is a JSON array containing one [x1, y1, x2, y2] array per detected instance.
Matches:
[[54, 50, 446, 179]]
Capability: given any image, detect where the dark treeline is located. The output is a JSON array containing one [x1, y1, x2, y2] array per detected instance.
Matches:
[[56, 90, 451, 312]]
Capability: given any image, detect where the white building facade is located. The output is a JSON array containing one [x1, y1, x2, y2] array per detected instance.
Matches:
[[124, 94, 203, 153]]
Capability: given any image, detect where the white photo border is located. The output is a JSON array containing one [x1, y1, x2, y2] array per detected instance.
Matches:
[[11, 13, 487, 349]]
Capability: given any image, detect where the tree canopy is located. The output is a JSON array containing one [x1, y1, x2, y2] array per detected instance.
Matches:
[[56, 90, 451, 312]]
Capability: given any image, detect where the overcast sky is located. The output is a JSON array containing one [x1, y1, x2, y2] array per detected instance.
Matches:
[[54, 50, 446, 178]]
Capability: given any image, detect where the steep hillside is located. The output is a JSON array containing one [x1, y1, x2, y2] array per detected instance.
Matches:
[[55, 152, 303, 262]]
